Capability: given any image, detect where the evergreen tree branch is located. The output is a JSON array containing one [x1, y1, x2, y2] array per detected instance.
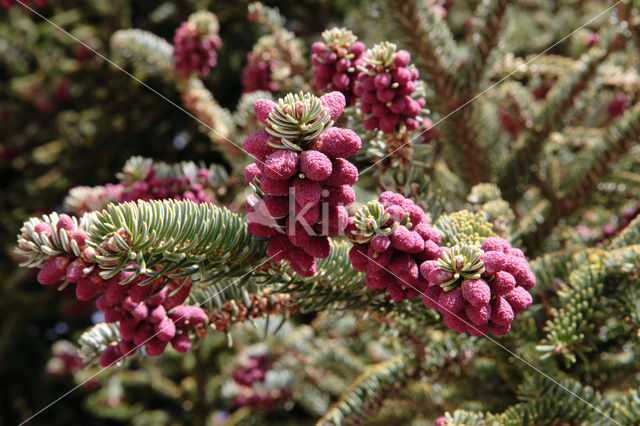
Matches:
[[16, 212, 96, 267], [276, 240, 369, 313], [601, 170, 640, 196], [440, 106, 491, 186], [609, 215, 640, 249], [110, 29, 174, 78], [491, 53, 574, 81], [520, 101, 640, 251], [317, 355, 412, 426], [463, 0, 511, 92], [511, 198, 551, 245], [529, 248, 594, 292], [64, 156, 230, 215], [387, 0, 460, 101], [498, 33, 621, 201], [77, 323, 122, 366], [385, 0, 494, 185], [88, 199, 264, 284], [440, 377, 608, 425], [538, 244, 640, 365], [611, 387, 640, 424], [179, 77, 237, 150], [561, 102, 640, 201]]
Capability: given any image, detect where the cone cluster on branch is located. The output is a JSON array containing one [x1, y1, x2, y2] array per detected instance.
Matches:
[[209, 291, 296, 332], [65, 162, 217, 216], [173, 12, 222, 77], [349, 192, 444, 301], [421, 237, 534, 336], [354, 42, 426, 133], [18, 215, 208, 366], [243, 51, 281, 93], [349, 193, 534, 336], [243, 91, 361, 276], [229, 353, 289, 409], [311, 28, 366, 105]]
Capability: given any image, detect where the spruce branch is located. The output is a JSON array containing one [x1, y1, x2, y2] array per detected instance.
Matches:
[[498, 34, 621, 200], [499, 379, 607, 425], [384, 0, 492, 185], [386, 0, 460, 100], [529, 248, 594, 292], [491, 53, 575, 81], [115, 156, 229, 187], [16, 212, 96, 268], [187, 276, 263, 314], [436, 411, 490, 426], [440, 377, 608, 425], [64, 156, 230, 215], [609, 215, 640, 249], [77, 323, 122, 366], [246, 2, 309, 92], [538, 245, 640, 365], [317, 355, 412, 426], [495, 81, 535, 137], [439, 106, 491, 185], [601, 170, 640, 197], [110, 29, 174, 78], [511, 198, 551, 246], [278, 240, 368, 313], [561, 102, 640, 201], [611, 387, 640, 424], [471, 96, 503, 156], [179, 77, 237, 150], [463, 0, 511, 92], [521, 101, 640, 251], [283, 317, 366, 375], [88, 199, 264, 283], [248, 2, 285, 34]]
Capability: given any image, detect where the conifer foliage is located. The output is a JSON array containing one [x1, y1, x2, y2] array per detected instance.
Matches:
[[7, 1, 640, 424]]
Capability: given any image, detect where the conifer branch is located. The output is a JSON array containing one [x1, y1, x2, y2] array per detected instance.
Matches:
[[611, 387, 640, 424], [88, 199, 264, 283], [538, 244, 640, 365], [440, 378, 608, 425], [388, 0, 460, 100], [609, 215, 640, 249], [179, 77, 237, 150], [529, 248, 590, 291], [386, 0, 494, 185], [520, 101, 640, 251], [440, 106, 491, 185], [110, 29, 174, 78], [317, 355, 412, 426], [601, 170, 640, 196], [77, 323, 122, 366], [16, 212, 96, 268], [561, 102, 640, 201], [64, 156, 230, 215], [277, 240, 368, 313], [463, 0, 510, 92], [498, 34, 621, 200], [491, 53, 575, 81]]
